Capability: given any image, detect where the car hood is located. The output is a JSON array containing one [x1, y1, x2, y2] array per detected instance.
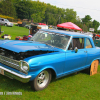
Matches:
[[0, 40, 62, 53]]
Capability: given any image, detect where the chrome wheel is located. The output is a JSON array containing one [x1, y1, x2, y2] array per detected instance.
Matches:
[[37, 70, 49, 88], [30, 69, 51, 91], [5, 23, 7, 26]]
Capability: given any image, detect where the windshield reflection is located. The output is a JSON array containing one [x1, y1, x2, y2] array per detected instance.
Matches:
[[30, 31, 70, 50]]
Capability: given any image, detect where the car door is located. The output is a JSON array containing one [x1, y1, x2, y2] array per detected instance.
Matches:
[[64, 37, 88, 75]]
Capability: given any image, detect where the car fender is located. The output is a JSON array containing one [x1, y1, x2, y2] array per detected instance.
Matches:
[[90, 58, 100, 65], [29, 65, 57, 81]]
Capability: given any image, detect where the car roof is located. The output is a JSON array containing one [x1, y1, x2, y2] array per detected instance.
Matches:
[[40, 29, 90, 38]]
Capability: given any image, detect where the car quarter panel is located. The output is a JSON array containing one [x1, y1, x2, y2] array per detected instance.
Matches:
[[84, 37, 100, 65], [86, 48, 100, 65]]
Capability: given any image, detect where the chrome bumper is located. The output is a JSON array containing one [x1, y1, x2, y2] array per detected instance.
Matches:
[[0, 66, 31, 83]]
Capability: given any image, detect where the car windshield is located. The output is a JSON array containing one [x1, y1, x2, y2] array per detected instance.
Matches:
[[30, 30, 70, 50], [4, 19, 9, 22]]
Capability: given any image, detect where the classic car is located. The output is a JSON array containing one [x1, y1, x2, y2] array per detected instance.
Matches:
[[0, 29, 100, 91]]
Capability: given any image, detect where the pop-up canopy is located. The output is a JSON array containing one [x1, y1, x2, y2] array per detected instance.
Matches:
[[38, 23, 46, 25], [57, 22, 82, 31]]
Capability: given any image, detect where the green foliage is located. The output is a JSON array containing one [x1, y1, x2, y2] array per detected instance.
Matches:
[[82, 15, 92, 24], [31, 1, 47, 23], [81, 15, 100, 32], [97, 30, 100, 34], [65, 8, 77, 22], [13, 0, 77, 25], [14, 0, 33, 19], [0, 15, 14, 20], [44, 4, 77, 25], [82, 24, 88, 32], [92, 20, 100, 32], [44, 4, 59, 25], [0, 0, 16, 18], [0, 0, 100, 31]]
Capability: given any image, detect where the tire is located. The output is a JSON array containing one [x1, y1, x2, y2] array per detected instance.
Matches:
[[30, 69, 52, 91], [5, 23, 7, 26]]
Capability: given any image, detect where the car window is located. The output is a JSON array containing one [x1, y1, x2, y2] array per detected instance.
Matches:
[[68, 38, 84, 50], [85, 38, 92, 48], [30, 30, 70, 50], [4, 19, 9, 22]]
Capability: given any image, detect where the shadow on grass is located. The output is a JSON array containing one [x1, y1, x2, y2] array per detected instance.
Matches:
[[0, 68, 90, 92], [51, 68, 90, 83], [0, 75, 33, 92]]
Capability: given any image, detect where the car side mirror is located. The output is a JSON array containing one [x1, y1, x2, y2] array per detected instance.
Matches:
[[74, 47, 78, 53]]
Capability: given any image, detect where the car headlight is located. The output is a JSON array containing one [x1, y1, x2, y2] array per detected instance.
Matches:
[[20, 61, 29, 72]]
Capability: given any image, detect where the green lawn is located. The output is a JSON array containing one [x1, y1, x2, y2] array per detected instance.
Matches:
[[0, 66, 100, 100], [1, 25, 29, 40], [0, 26, 100, 100]]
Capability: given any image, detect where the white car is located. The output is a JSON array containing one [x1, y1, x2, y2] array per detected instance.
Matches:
[[0, 18, 13, 27], [84, 32, 93, 38]]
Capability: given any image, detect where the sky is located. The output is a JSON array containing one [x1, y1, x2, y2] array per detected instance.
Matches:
[[38, 0, 100, 23]]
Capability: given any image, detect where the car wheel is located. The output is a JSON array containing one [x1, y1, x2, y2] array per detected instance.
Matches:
[[5, 23, 7, 26], [30, 69, 52, 91]]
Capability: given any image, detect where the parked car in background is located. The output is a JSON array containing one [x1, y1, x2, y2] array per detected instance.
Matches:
[[0, 29, 99, 91], [29, 24, 48, 35], [17, 21, 26, 27], [0, 18, 13, 27], [25, 24, 31, 29], [84, 32, 93, 38]]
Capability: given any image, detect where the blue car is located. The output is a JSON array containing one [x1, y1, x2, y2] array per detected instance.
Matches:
[[0, 29, 100, 91]]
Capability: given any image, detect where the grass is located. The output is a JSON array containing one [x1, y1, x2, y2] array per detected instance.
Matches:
[[0, 66, 100, 100], [0, 26, 100, 100], [0, 25, 29, 40]]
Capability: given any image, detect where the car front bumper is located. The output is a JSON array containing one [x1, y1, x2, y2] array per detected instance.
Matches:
[[0, 66, 31, 83]]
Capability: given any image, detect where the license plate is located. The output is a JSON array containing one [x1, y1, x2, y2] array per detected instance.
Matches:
[[0, 69, 4, 75]]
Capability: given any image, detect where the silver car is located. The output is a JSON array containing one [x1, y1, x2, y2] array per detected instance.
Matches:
[[0, 18, 13, 27]]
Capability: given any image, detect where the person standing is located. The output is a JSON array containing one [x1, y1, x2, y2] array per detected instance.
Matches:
[[93, 33, 96, 40]]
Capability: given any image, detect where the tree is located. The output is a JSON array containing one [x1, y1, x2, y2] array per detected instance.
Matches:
[[82, 15, 92, 24], [92, 20, 100, 32], [0, 0, 16, 18], [81, 15, 93, 31], [65, 8, 77, 22], [14, 0, 33, 19], [43, 4, 77, 25], [31, 1, 47, 23], [44, 3, 60, 25], [75, 16, 83, 29]]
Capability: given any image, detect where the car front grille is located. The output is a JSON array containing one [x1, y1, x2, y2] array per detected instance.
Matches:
[[0, 55, 20, 70]]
